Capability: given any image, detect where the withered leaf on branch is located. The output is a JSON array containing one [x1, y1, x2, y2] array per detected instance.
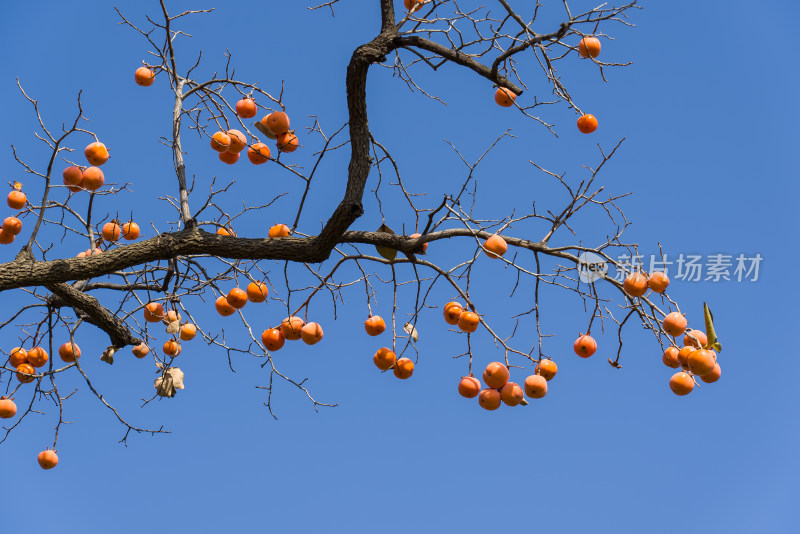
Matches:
[[155, 367, 185, 397], [101, 346, 116, 365], [403, 322, 419, 342], [165, 320, 180, 335]]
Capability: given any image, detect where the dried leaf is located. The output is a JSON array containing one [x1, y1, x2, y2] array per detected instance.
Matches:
[[154, 374, 173, 397], [165, 320, 180, 335], [169, 367, 185, 390], [154, 367, 184, 397], [254, 120, 277, 139], [403, 322, 419, 342], [101, 346, 116, 365]]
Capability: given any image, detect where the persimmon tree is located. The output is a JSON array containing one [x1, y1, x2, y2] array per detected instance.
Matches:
[[0, 0, 721, 467]]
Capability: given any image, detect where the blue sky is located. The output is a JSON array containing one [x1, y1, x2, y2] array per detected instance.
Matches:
[[1, 1, 798, 532]]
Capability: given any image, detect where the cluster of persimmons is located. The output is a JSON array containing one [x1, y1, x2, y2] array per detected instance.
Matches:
[[444, 234, 554, 410], [136, 66, 298, 167], [620, 270, 721, 395], [1, 342, 86, 469], [2, 29, 705, 470]]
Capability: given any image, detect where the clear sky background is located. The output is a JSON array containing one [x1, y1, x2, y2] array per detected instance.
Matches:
[[1, 1, 798, 532]]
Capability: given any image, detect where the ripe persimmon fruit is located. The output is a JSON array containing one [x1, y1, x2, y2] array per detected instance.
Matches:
[[63, 166, 83, 192], [261, 328, 285, 351], [0, 396, 17, 419], [9, 347, 28, 367], [163, 340, 181, 357], [246, 282, 269, 303], [458, 376, 481, 398], [122, 222, 140, 240], [247, 143, 271, 164], [58, 342, 80, 362], [300, 322, 324, 345], [226, 288, 248, 309], [236, 97, 258, 119], [483, 362, 509, 389], [494, 87, 516, 107], [226, 129, 247, 154], [524, 374, 548, 399], [457, 311, 480, 333], [16, 363, 35, 383], [280, 316, 305, 340], [623, 272, 648, 297], [687, 349, 716, 376], [210, 131, 231, 152], [404, 0, 428, 12], [669, 372, 694, 396], [132, 344, 150, 358], [7, 189, 26, 210], [700, 362, 721, 384], [535, 359, 558, 381], [364, 315, 386, 336], [164, 310, 181, 324], [144, 302, 164, 322], [373, 347, 396, 370], [3, 217, 22, 235], [577, 114, 598, 134], [443, 302, 463, 325], [662, 312, 687, 337], [102, 222, 121, 241], [216, 226, 235, 237], [265, 111, 290, 136], [677, 346, 693, 368], [219, 151, 240, 165], [393, 358, 414, 379], [28, 345, 47, 366], [573, 334, 597, 358], [662, 347, 680, 368], [135, 67, 155, 86], [578, 36, 601, 58], [483, 234, 508, 258], [80, 166, 104, 191], [683, 329, 708, 349], [85, 142, 109, 166], [0, 230, 14, 244], [500, 382, 524, 406], [143, 303, 166, 322], [277, 131, 299, 153], [648, 271, 670, 293], [215, 296, 236, 317], [479, 388, 502, 410], [37, 449, 58, 470], [180, 323, 197, 341], [268, 224, 290, 238]]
